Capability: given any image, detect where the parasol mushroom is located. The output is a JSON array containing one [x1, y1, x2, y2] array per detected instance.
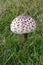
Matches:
[[10, 13, 36, 42]]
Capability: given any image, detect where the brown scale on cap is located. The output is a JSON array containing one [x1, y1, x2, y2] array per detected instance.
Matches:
[[10, 13, 36, 42]]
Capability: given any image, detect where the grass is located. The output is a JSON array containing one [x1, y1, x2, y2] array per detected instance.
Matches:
[[0, 0, 43, 65]]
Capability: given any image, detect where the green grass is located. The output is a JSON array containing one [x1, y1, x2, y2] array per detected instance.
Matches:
[[0, 0, 43, 65]]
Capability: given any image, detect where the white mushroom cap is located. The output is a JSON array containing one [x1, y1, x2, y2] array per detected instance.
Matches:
[[10, 14, 36, 34]]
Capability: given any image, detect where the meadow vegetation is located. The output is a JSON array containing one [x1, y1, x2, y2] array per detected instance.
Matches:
[[0, 0, 43, 65]]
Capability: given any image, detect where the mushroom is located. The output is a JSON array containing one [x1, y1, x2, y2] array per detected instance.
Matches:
[[10, 13, 36, 42]]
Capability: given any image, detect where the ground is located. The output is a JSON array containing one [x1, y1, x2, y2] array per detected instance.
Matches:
[[0, 0, 43, 65]]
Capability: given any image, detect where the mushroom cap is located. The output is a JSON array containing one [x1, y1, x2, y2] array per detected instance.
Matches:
[[10, 14, 36, 34]]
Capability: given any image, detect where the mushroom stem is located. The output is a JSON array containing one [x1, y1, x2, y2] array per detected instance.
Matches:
[[24, 34, 28, 42]]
